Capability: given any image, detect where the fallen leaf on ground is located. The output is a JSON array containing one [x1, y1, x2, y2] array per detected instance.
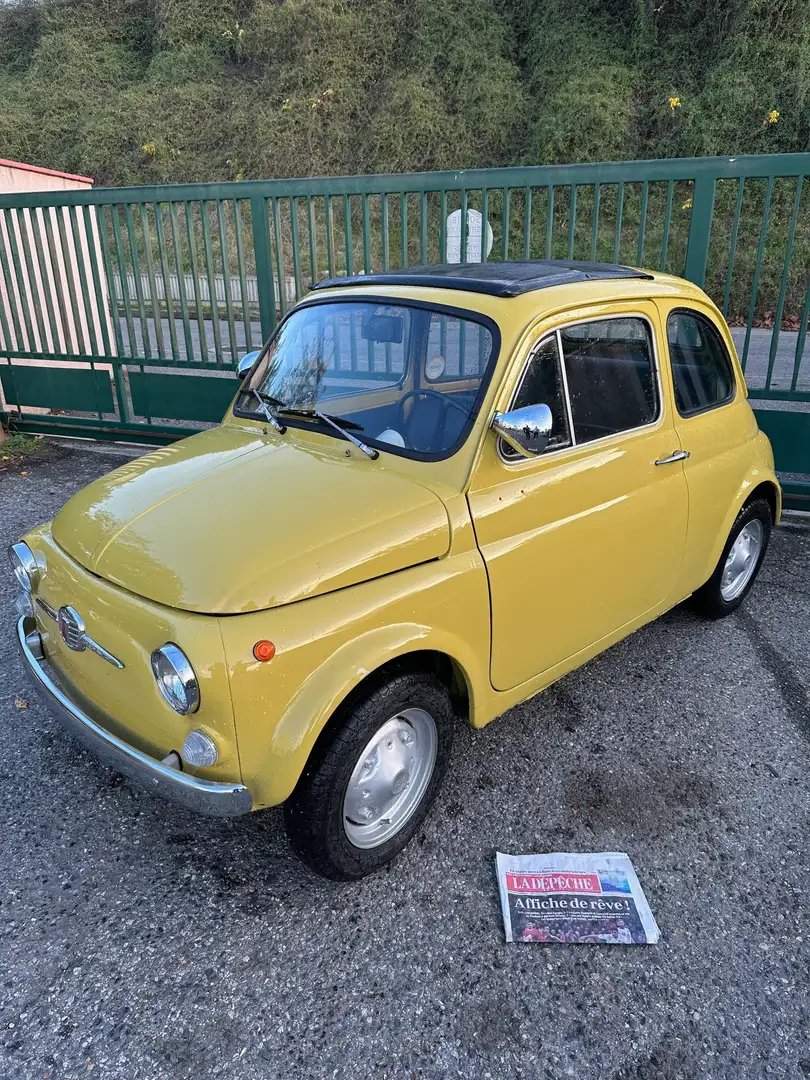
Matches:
[[14, 697, 29, 709]]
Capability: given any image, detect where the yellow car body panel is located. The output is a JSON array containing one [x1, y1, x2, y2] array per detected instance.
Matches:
[[17, 270, 780, 812]]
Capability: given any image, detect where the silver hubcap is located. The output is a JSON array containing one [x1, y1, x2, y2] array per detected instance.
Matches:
[[720, 519, 764, 601], [343, 708, 438, 849]]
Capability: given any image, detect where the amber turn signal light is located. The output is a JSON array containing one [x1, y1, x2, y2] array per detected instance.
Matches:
[[253, 639, 276, 662]]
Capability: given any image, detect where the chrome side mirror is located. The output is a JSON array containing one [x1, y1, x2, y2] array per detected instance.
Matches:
[[236, 350, 262, 380], [491, 403, 553, 457]]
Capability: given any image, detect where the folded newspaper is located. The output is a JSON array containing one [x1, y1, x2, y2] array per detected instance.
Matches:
[[496, 851, 660, 944]]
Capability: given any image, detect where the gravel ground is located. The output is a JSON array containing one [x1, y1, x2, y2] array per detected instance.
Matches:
[[1, 442, 809, 1080]]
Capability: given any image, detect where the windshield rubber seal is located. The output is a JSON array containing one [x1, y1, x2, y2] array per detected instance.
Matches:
[[232, 293, 502, 463]]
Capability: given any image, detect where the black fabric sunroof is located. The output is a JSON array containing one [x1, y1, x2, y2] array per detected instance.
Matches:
[[311, 260, 653, 298]]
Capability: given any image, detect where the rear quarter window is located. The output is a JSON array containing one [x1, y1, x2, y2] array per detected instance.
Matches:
[[666, 309, 736, 416]]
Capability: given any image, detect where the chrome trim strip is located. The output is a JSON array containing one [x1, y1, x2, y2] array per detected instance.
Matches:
[[15, 617, 253, 818], [34, 598, 124, 669]]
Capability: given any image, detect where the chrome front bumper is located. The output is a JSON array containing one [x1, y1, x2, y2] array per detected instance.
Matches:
[[16, 617, 253, 817]]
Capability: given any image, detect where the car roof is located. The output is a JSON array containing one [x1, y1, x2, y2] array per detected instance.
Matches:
[[311, 259, 654, 298]]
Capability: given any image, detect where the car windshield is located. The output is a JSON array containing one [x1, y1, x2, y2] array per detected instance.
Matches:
[[237, 299, 499, 459]]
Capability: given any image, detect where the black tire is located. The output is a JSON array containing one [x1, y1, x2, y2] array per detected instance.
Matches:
[[284, 671, 455, 880], [690, 497, 772, 619]]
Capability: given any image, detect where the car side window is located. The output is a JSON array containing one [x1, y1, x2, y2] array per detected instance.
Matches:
[[501, 334, 572, 459], [667, 309, 736, 416], [559, 318, 658, 445]]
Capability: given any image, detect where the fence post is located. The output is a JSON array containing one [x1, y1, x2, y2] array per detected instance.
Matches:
[[683, 174, 716, 288], [250, 195, 277, 343]]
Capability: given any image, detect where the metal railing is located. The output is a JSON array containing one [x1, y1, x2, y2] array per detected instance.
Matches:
[[0, 155, 808, 502]]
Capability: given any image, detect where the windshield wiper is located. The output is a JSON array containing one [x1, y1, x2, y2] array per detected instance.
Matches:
[[276, 407, 364, 431], [251, 389, 286, 434], [310, 410, 379, 460]]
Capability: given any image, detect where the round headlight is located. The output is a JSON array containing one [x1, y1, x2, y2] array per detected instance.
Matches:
[[150, 643, 200, 715], [9, 542, 40, 593]]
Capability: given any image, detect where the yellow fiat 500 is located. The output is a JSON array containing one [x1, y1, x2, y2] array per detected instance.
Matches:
[[11, 260, 779, 879]]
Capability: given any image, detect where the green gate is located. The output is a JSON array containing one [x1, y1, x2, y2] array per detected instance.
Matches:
[[0, 154, 808, 507]]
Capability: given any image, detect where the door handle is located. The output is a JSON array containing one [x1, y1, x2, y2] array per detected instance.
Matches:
[[655, 449, 690, 466]]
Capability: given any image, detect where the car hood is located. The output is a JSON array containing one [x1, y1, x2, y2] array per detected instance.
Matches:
[[51, 426, 451, 614]]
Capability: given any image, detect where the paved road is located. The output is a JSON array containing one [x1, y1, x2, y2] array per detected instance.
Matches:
[[1, 444, 809, 1080]]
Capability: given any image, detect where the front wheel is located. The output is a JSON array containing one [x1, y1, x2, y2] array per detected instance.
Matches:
[[690, 497, 772, 619], [284, 671, 454, 880]]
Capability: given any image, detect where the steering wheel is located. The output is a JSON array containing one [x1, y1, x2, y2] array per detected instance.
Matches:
[[396, 389, 469, 451]]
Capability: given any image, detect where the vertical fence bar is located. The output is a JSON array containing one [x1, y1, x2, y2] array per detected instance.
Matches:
[[137, 204, 166, 360], [545, 187, 554, 258], [184, 201, 209, 363], [324, 196, 335, 277], [501, 187, 510, 261], [232, 199, 254, 350], [613, 183, 624, 263], [215, 200, 238, 361], [123, 203, 152, 360], [95, 204, 130, 425], [419, 192, 428, 264], [766, 175, 804, 390], [306, 195, 318, 288], [270, 197, 286, 315], [2, 209, 36, 349], [460, 189, 468, 263], [523, 186, 532, 259], [683, 174, 716, 287], [438, 190, 447, 263], [400, 193, 408, 267], [0, 222, 21, 351], [481, 189, 489, 262], [659, 181, 674, 272], [56, 206, 88, 353], [790, 277, 810, 392], [67, 205, 101, 358], [250, 196, 276, 342], [200, 202, 223, 360], [43, 207, 74, 353], [289, 197, 302, 300], [361, 194, 372, 274], [31, 207, 61, 353], [566, 185, 577, 259], [741, 175, 774, 372], [636, 181, 649, 265], [97, 205, 128, 359], [590, 184, 601, 261], [168, 202, 195, 362], [343, 195, 353, 276], [14, 209, 48, 351], [721, 179, 745, 318], [80, 205, 113, 359], [153, 203, 179, 360], [382, 193, 391, 271]]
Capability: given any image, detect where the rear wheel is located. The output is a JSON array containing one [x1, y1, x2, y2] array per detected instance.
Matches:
[[690, 497, 771, 618], [284, 671, 454, 880]]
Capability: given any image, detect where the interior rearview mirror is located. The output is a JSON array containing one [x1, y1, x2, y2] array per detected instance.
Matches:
[[360, 312, 403, 344], [236, 350, 262, 380], [491, 403, 553, 457]]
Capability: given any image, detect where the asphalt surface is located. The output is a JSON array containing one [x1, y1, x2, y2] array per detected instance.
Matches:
[[1, 442, 809, 1080]]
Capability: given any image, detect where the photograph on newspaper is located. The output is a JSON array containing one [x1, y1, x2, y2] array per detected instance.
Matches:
[[496, 851, 660, 944]]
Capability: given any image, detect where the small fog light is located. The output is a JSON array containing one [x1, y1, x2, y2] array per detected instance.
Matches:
[[182, 729, 218, 768]]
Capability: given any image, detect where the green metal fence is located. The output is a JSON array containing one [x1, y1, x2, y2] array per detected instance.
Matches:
[[0, 154, 808, 506]]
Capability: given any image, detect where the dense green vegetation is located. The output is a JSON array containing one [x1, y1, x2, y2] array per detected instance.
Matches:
[[0, 0, 807, 186]]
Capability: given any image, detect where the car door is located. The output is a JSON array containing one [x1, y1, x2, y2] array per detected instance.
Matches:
[[659, 303, 757, 593], [467, 304, 689, 692]]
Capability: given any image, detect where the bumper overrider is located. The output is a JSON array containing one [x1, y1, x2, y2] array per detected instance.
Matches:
[[16, 617, 253, 817]]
